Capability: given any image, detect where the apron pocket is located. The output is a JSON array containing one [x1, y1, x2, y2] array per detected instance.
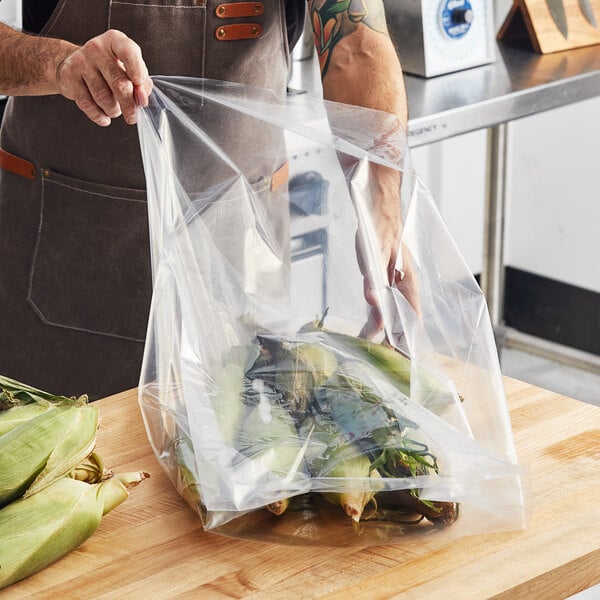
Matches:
[[108, 0, 207, 77], [28, 169, 151, 342]]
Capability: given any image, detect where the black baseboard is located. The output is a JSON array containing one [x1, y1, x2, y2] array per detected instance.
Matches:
[[503, 267, 600, 356]]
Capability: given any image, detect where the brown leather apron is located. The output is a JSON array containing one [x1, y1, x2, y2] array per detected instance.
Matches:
[[0, 0, 290, 399]]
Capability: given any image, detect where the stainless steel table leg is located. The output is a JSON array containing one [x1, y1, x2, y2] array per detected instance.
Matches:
[[481, 123, 509, 339], [480, 123, 600, 373]]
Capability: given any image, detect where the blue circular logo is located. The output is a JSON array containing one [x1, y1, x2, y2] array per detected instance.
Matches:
[[440, 0, 474, 39]]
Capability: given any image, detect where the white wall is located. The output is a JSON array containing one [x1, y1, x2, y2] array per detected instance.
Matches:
[[411, 131, 487, 274], [505, 98, 600, 293], [0, 0, 21, 28]]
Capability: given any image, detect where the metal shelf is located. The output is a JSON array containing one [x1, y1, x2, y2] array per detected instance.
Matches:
[[406, 41, 600, 147]]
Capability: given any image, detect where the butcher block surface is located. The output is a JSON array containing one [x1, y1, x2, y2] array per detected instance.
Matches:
[[2, 378, 599, 599]]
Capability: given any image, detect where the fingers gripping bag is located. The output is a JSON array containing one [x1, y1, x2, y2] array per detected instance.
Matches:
[[136, 77, 529, 546]]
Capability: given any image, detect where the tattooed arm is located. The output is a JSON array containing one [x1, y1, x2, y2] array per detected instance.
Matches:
[[310, 0, 407, 125], [309, 0, 419, 334]]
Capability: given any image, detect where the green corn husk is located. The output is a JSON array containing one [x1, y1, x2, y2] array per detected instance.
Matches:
[[0, 375, 88, 436], [0, 470, 149, 590], [239, 401, 305, 482], [320, 331, 412, 396], [0, 374, 88, 408], [290, 342, 338, 387], [238, 398, 306, 516], [0, 404, 99, 507], [0, 402, 52, 436], [68, 452, 109, 484], [212, 361, 248, 446], [304, 324, 461, 410], [170, 433, 206, 521], [249, 336, 337, 418]]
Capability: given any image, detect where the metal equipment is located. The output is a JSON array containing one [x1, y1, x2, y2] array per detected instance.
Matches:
[[386, 0, 496, 77]]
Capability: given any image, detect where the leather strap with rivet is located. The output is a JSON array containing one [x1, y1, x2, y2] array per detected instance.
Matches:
[[0, 148, 36, 180], [215, 23, 262, 40], [215, 2, 264, 18]]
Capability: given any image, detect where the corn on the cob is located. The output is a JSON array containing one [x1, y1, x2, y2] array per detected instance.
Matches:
[[0, 404, 98, 507], [0, 470, 149, 590], [290, 342, 337, 386], [239, 400, 304, 481], [68, 452, 109, 484], [0, 402, 52, 436], [320, 451, 381, 522], [267, 497, 290, 516], [212, 361, 248, 446], [0, 375, 88, 436], [318, 331, 412, 396]]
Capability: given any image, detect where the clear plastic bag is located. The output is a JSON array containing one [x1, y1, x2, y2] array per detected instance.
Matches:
[[137, 77, 529, 545]]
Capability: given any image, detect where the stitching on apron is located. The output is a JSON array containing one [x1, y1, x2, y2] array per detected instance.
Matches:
[[45, 178, 147, 203], [111, 2, 206, 7], [27, 176, 146, 343], [27, 301, 145, 342], [201, 5, 207, 99], [39, 0, 70, 37]]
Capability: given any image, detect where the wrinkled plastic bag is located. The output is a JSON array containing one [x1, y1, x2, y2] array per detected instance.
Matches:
[[137, 77, 529, 545]]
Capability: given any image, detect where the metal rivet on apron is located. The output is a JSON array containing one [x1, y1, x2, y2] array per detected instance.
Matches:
[[251, 26, 259, 36], [217, 5, 226, 16], [252, 3, 261, 13], [43, 169, 50, 177], [217, 27, 226, 38]]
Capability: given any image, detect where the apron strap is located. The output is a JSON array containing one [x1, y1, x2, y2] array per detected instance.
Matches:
[[0, 148, 36, 180]]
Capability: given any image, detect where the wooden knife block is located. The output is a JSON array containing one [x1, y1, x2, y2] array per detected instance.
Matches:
[[498, 0, 600, 52]]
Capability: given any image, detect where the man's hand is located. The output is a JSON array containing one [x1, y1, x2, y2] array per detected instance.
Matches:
[[0, 24, 152, 126], [56, 30, 152, 126], [355, 163, 421, 339]]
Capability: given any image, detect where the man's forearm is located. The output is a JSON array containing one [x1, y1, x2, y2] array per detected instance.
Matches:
[[309, 0, 407, 129], [0, 22, 76, 96]]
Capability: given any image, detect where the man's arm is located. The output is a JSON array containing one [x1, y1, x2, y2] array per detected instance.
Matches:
[[0, 23, 152, 125], [309, 0, 418, 333], [309, 0, 407, 126]]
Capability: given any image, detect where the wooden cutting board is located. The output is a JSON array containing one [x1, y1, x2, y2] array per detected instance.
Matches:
[[2, 378, 599, 599]]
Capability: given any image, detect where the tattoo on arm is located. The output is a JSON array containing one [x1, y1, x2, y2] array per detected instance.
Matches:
[[309, 0, 388, 76]]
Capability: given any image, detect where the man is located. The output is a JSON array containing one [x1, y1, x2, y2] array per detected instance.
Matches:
[[0, 0, 411, 399]]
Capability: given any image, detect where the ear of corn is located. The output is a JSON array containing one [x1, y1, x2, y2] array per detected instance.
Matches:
[[0, 470, 149, 590], [320, 451, 381, 522], [239, 401, 304, 481], [68, 452, 108, 484], [0, 374, 88, 407], [267, 497, 290, 516], [211, 361, 248, 446], [317, 331, 412, 396], [290, 342, 338, 387], [0, 402, 52, 436], [0, 375, 88, 436], [0, 404, 98, 507]]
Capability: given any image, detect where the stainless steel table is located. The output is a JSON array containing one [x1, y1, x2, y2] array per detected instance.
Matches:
[[405, 42, 600, 370]]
